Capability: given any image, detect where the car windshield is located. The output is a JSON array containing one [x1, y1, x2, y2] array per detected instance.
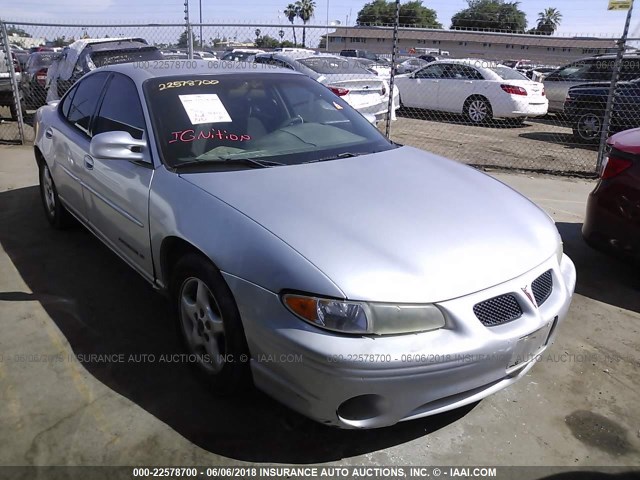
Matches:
[[90, 47, 163, 68], [298, 57, 370, 75], [143, 73, 395, 169], [491, 66, 529, 80]]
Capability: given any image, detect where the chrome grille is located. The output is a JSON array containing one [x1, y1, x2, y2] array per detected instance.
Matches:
[[532, 270, 553, 306], [473, 294, 523, 327]]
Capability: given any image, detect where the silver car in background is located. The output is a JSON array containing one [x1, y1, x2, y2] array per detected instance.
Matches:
[[253, 52, 399, 122], [34, 62, 575, 429]]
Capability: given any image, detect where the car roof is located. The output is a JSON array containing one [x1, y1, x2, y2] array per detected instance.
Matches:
[[88, 40, 154, 53], [95, 60, 302, 83]]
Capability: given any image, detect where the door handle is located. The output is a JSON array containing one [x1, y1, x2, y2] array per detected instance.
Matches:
[[84, 155, 94, 170], [464, 80, 473, 84], [45, 128, 53, 139]]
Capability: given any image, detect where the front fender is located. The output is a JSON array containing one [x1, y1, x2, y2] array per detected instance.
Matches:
[[149, 166, 345, 299]]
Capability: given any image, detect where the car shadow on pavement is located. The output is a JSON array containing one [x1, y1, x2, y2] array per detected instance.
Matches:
[[0, 185, 476, 463], [397, 108, 531, 129], [556, 222, 640, 314], [518, 132, 598, 151]]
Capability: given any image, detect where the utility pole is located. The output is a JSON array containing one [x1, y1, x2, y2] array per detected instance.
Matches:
[[597, 0, 634, 173], [199, 0, 203, 50], [184, 0, 193, 59], [325, 0, 329, 51], [385, 0, 400, 138]]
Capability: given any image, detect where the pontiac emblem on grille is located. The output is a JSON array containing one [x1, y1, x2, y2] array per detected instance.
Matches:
[[522, 285, 537, 308]]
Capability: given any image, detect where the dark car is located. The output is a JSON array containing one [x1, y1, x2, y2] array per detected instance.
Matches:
[[20, 51, 61, 110], [583, 128, 640, 261], [564, 79, 640, 143], [543, 54, 640, 113], [418, 54, 442, 64], [0, 50, 21, 119], [47, 38, 163, 100], [340, 49, 389, 64]]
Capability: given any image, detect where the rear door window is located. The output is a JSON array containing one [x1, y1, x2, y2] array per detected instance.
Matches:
[[414, 64, 447, 79]]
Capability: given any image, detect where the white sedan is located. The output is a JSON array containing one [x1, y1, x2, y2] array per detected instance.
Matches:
[[395, 59, 548, 123]]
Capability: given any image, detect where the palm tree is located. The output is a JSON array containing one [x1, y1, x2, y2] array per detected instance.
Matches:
[[296, 0, 316, 48], [284, 3, 298, 46], [536, 7, 562, 35]]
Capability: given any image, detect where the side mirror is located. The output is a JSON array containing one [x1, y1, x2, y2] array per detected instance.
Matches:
[[90, 131, 146, 161]]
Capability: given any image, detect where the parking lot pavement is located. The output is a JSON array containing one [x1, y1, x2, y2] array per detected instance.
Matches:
[[389, 113, 598, 175], [0, 145, 639, 469]]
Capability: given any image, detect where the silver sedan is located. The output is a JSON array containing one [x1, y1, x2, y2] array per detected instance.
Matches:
[[34, 62, 576, 429]]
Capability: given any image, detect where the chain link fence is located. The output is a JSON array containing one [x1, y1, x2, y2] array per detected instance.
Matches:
[[0, 19, 637, 176]]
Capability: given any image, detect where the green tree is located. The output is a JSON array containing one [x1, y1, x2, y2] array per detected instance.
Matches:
[[451, 0, 527, 33], [284, 3, 298, 46], [7, 25, 31, 37], [51, 36, 68, 47], [357, 0, 441, 28], [256, 35, 283, 48], [296, 0, 316, 48], [177, 30, 200, 48], [536, 7, 562, 35]]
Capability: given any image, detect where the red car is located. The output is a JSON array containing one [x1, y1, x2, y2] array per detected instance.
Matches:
[[583, 128, 640, 260]]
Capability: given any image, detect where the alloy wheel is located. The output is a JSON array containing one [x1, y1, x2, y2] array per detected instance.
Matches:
[[179, 277, 226, 374]]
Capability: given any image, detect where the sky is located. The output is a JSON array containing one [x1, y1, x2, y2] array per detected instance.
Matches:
[[1, 0, 638, 39]]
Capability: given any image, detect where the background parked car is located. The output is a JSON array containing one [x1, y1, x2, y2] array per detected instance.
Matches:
[[583, 127, 640, 261], [395, 59, 548, 124], [503, 59, 533, 71], [254, 52, 398, 122], [45, 37, 163, 101], [20, 51, 61, 110], [565, 78, 640, 143], [339, 49, 383, 61], [0, 50, 21, 119], [527, 65, 559, 82], [544, 53, 640, 113], [396, 57, 430, 75], [220, 49, 265, 62]]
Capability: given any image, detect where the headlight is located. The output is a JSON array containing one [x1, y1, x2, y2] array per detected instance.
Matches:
[[282, 294, 446, 335]]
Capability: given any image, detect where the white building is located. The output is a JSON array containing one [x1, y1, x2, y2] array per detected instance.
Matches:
[[328, 26, 619, 66]]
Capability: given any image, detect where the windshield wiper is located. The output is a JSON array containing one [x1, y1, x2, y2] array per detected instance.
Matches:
[[304, 152, 364, 164], [174, 157, 285, 171]]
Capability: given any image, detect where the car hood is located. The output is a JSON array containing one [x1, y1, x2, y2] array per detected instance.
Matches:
[[182, 146, 559, 303]]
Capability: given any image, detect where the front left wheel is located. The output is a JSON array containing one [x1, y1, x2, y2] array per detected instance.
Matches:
[[171, 254, 251, 394]]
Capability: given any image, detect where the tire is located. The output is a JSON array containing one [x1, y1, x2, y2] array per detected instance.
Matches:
[[170, 253, 251, 395], [39, 162, 72, 229], [9, 102, 18, 121], [464, 97, 493, 124], [573, 111, 603, 144]]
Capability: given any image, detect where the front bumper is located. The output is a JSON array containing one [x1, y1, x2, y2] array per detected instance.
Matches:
[[223, 254, 576, 429]]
